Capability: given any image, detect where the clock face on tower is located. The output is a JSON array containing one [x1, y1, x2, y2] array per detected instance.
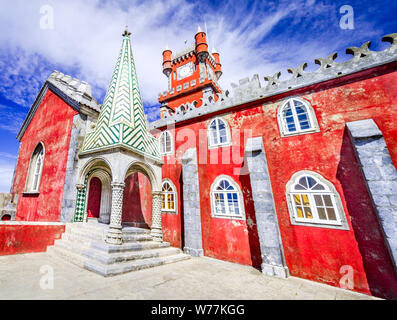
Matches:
[[177, 62, 193, 80]]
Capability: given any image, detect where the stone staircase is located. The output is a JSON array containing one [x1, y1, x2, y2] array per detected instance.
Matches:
[[47, 221, 189, 276]]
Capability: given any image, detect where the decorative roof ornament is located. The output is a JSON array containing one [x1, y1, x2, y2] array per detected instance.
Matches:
[[123, 25, 131, 37]]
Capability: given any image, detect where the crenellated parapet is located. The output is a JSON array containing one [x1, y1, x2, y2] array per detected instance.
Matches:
[[150, 33, 397, 130], [48, 70, 101, 112]]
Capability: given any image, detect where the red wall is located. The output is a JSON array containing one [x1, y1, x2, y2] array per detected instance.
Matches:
[[0, 224, 65, 256], [154, 65, 397, 298], [12, 89, 78, 222]]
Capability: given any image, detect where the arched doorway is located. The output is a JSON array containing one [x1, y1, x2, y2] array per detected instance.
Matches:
[[122, 171, 152, 229], [74, 158, 112, 224], [87, 177, 102, 219]]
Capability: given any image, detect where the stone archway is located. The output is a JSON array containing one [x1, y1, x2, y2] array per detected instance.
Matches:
[[122, 161, 163, 242], [73, 158, 113, 223]]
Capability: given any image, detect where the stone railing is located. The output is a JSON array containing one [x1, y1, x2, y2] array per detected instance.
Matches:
[[150, 33, 397, 130]]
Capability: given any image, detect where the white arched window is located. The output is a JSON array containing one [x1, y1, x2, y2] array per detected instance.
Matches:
[[277, 98, 319, 137], [210, 176, 244, 219], [25, 143, 45, 193], [159, 130, 173, 155], [286, 171, 348, 229], [208, 117, 231, 148], [161, 180, 176, 213]]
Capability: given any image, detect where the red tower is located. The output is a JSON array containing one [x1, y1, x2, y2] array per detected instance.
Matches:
[[159, 26, 223, 118]]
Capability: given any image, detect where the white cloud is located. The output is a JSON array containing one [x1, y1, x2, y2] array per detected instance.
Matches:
[[0, 159, 15, 193], [0, 0, 387, 117]]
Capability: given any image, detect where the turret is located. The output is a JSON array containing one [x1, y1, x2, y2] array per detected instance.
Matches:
[[195, 25, 209, 63], [212, 48, 222, 80], [162, 45, 172, 77]]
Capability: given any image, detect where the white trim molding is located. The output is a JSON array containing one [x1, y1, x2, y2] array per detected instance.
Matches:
[[210, 175, 245, 220], [285, 170, 349, 230], [161, 179, 178, 214], [159, 130, 174, 155], [24, 142, 45, 193], [277, 97, 320, 137], [207, 116, 232, 149]]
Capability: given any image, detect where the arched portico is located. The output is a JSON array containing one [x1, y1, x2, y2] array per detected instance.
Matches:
[[73, 157, 113, 223], [76, 151, 163, 245]]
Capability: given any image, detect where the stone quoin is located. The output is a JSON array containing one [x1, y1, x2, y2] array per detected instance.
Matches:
[[2, 27, 397, 299]]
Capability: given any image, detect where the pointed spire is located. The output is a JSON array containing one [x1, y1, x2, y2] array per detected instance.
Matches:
[[212, 47, 217, 54], [197, 25, 202, 33], [81, 27, 160, 160]]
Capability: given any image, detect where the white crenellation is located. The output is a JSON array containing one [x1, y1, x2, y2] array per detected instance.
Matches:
[[150, 33, 397, 130]]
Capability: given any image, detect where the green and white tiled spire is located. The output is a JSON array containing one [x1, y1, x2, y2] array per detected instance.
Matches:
[[81, 28, 160, 160]]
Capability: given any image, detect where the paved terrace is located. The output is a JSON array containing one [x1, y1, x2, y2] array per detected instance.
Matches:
[[0, 252, 378, 300]]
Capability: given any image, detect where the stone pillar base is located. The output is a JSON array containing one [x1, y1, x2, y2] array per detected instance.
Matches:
[[105, 225, 123, 245], [184, 247, 204, 257], [261, 263, 289, 278], [150, 228, 163, 242]]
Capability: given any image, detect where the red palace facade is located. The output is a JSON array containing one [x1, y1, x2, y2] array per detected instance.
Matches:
[[3, 28, 397, 299]]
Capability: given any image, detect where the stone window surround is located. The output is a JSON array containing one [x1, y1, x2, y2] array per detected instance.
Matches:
[[161, 178, 178, 215], [210, 175, 245, 220], [24, 141, 45, 194], [159, 130, 174, 156], [285, 170, 349, 230], [277, 97, 320, 137], [207, 116, 232, 149]]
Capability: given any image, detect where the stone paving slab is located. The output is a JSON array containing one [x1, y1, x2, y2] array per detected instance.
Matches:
[[0, 252, 379, 300]]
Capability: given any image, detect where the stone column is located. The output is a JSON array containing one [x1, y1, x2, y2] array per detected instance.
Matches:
[[74, 184, 87, 222], [244, 137, 289, 278], [151, 191, 163, 242], [105, 182, 125, 245], [347, 119, 397, 270], [182, 148, 203, 256]]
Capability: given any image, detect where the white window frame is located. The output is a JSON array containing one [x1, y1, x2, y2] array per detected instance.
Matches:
[[286, 171, 349, 230], [207, 117, 231, 149], [277, 98, 320, 137], [161, 179, 177, 214], [159, 130, 173, 155], [24, 142, 45, 193], [210, 175, 245, 220]]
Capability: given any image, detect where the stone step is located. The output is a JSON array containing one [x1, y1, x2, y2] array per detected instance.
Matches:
[[91, 240, 170, 253], [66, 223, 150, 235], [63, 228, 153, 244], [82, 246, 182, 265], [84, 253, 190, 277], [47, 245, 87, 268], [66, 228, 105, 241], [53, 239, 92, 255]]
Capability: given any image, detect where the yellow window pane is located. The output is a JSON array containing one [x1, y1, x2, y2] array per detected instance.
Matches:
[[301, 194, 310, 206], [304, 207, 313, 219], [170, 201, 174, 210], [296, 206, 304, 218], [293, 194, 301, 206], [161, 194, 165, 209]]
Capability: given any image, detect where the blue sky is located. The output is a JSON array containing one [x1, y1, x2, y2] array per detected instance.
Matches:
[[0, 0, 396, 192]]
